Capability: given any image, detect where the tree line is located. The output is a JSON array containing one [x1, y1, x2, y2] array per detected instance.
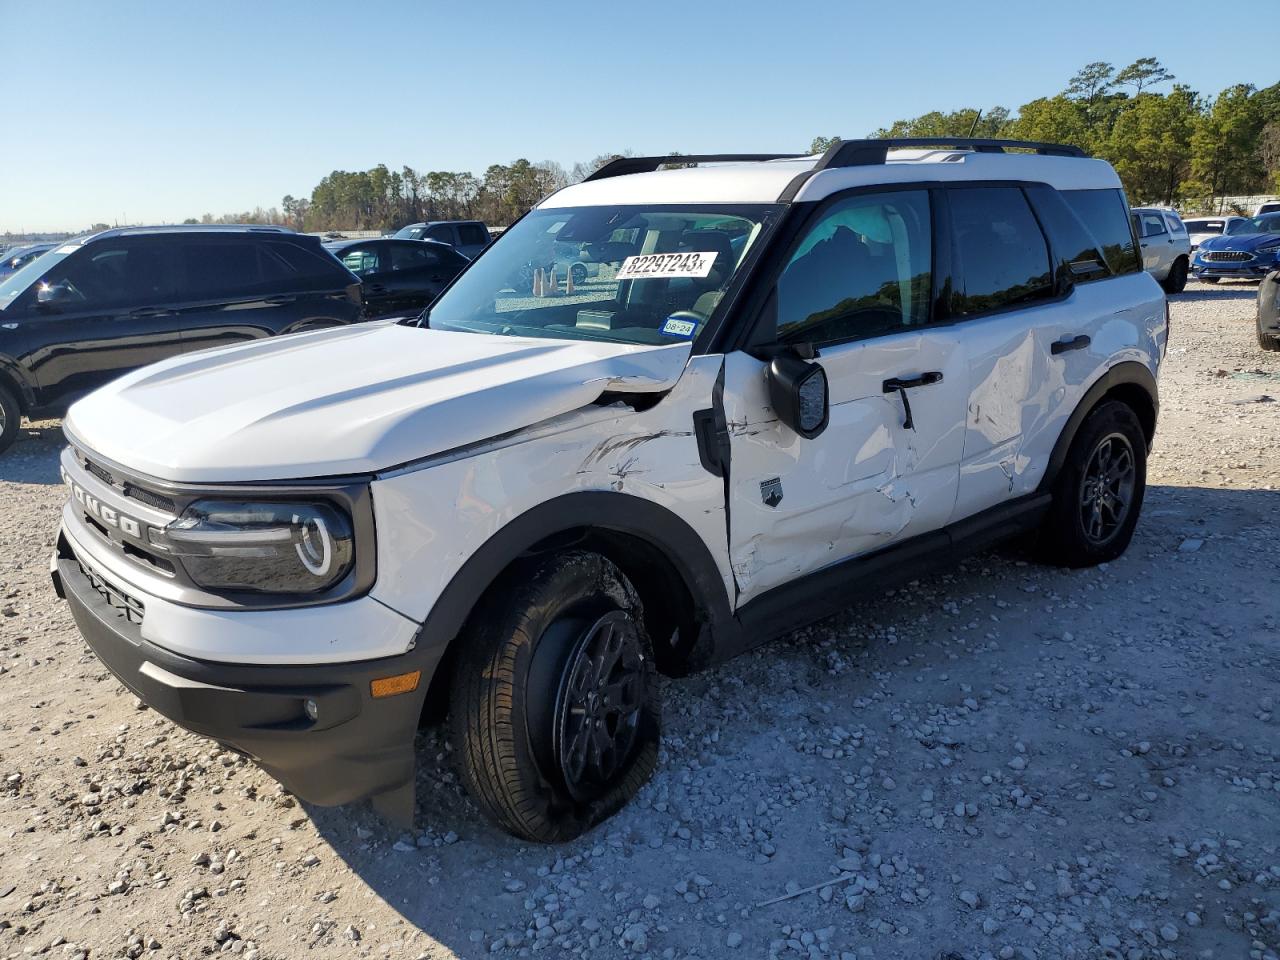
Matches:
[[183, 58, 1278, 230], [812, 58, 1280, 208]]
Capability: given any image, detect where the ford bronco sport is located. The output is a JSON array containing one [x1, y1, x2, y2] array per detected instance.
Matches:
[[51, 139, 1166, 842]]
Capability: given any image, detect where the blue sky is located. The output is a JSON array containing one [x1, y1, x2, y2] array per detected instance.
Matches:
[[2, 0, 1272, 233]]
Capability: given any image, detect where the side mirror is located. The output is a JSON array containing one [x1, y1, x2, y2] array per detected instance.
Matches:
[[767, 350, 829, 439], [36, 283, 73, 309]]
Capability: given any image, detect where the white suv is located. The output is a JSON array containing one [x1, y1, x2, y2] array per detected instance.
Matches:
[[51, 139, 1167, 841], [1131, 206, 1191, 292]]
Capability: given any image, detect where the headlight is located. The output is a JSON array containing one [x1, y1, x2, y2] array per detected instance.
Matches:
[[1258, 243, 1280, 256], [155, 500, 356, 594]]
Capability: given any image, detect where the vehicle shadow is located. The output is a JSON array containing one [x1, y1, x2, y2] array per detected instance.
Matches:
[[305, 482, 1280, 959], [1173, 285, 1259, 302], [0, 420, 64, 484]]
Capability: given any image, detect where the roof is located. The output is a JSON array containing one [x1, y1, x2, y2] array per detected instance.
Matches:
[[541, 148, 1122, 210], [324, 237, 455, 252], [75, 224, 296, 245]]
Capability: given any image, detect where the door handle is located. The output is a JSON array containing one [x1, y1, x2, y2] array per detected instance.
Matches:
[[882, 372, 943, 430], [1051, 334, 1091, 355]]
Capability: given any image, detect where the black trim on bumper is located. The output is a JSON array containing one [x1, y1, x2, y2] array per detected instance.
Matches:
[[57, 556, 427, 811]]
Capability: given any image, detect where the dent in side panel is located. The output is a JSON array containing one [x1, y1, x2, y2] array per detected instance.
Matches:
[[368, 355, 733, 629]]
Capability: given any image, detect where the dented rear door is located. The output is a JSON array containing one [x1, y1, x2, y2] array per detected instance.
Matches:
[[722, 326, 967, 605]]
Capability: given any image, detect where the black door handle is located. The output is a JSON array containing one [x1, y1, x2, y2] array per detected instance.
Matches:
[[882, 371, 943, 430], [1051, 334, 1091, 355]]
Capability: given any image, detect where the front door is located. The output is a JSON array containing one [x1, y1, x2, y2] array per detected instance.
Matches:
[[1136, 210, 1172, 277], [723, 187, 967, 604]]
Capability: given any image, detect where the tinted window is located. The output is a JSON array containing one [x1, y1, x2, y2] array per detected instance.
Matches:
[[339, 245, 382, 277], [178, 238, 339, 299], [775, 189, 932, 344], [389, 243, 441, 270], [425, 225, 454, 243], [950, 187, 1052, 315], [1062, 189, 1141, 276], [1024, 184, 1109, 283], [1137, 212, 1167, 238], [457, 224, 488, 246], [39, 240, 182, 308]]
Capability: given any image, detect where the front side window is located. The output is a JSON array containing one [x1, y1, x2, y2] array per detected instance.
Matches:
[[950, 187, 1052, 315], [425, 225, 454, 243], [775, 190, 931, 344], [33, 240, 181, 309], [427, 204, 779, 345], [1061, 189, 1141, 276], [340, 245, 382, 277]]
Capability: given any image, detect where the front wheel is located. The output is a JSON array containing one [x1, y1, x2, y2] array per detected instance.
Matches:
[[1161, 257, 1188, 294], [1037, 401, 1147, 568], [0, 383, 20, 455], [449, 551, 659, 842]]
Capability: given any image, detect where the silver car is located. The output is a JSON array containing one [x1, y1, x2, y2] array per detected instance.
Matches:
[[1131, 207, 1191, 293]]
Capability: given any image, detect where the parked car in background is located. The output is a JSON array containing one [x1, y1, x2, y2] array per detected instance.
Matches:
[[1131, 207, 1190, 292], [392, 220, 491, 259], [1191, 213, 1280, 283], [1257, 269, 1280, 351], [50, 138, 1166, 841], [1253, 200, 1280, 217], [0, 225, 362, 453], [324, 237, 468, 319], [1183, 215, 1245, 251], [0, 242, 58, 279]]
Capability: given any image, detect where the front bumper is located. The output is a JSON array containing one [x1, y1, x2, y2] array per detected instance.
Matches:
[[53, 548, 430, 812], [1192, 257, 1275, 279]]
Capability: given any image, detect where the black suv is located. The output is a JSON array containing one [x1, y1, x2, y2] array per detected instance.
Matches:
[[324, 237, 468, 319], [0, 225, 362, 453]]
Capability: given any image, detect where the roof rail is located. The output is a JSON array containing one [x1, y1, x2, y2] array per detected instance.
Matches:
[[90, 224, 295, 240], [583, 154, 805, 182], [815, 137, 1088, 170]]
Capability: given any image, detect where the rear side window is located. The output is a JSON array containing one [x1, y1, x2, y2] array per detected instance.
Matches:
[[1164, 213, 1186, 235], [457, 224, 488, 246], [949, 187, 1053, 315], [179, 238, 347, 299], [1023, 184, 1109, 283], [389, 243, 441, 270], [1062, 189, 1141, 276], [775, 189, 932, 344], [1137, 212, 1167, 238]]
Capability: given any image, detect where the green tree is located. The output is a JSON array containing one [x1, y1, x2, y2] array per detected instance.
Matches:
[[1104, 86, 1198, 203], [1187, 84, 1265, 196], [1008, 96, 1091, 149], [1114, 57, 1174, 95]]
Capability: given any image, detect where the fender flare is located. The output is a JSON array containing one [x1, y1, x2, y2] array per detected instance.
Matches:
[[409, 490, 735, 673], [0, 355, 36, 411], [1038, 361, 1158, 493]]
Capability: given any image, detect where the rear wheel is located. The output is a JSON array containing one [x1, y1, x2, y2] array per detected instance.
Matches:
[[1038, 401, 1147, 567], [1259, 328, 1280, 352], [1161, 257, 1188, 294], [449, 550, 659, 842], [0, 384, 20, 455]]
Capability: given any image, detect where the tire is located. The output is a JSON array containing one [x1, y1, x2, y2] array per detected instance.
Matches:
[[1259, 328, 1280, 352], [0, 383, 20, 456], [1161, 257, 1188, 294], [1037, 400, 1147, 568], [570, 263, 588, 286], [449, 550, 659, 842]]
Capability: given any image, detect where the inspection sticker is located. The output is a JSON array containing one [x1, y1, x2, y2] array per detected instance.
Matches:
[[660, 316, 698, 338], [616, 250, 718, 280]]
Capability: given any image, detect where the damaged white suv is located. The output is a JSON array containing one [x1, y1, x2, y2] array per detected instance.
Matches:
[[52, 139, 1167, 841]]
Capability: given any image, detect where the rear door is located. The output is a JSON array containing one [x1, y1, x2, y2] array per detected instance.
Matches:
[[724, 187, 968, 603], [1136, 210, 1173, 278], [18, 237, 188, 407], [365, 241, 461, 317], [174, 236, 352, 352]]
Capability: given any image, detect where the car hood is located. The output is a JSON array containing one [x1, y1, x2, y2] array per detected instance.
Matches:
[[64, 323, 694, 483], [1199, 232, 1280, 252]]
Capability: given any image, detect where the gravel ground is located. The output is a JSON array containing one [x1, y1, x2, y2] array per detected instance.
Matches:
[[1, 280, 1278, 960]]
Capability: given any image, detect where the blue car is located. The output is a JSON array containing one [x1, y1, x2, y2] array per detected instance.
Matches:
[[1191, 213, 1280, 283]]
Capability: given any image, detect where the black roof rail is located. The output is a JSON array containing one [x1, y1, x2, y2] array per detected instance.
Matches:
[[583, 154, 805, 182], [815, 137, 1088, 170]]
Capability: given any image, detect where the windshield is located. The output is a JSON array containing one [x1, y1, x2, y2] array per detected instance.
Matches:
[[0, 243, 77, 310], [1226, 215, 1280, 235], [394, 225, 426, 240], [426, 204, 780, 345], [1184, 219, 1225, 234]]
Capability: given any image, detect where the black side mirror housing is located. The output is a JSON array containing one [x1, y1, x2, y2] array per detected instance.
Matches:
[[36, 284, 73, 310], [766, 349, 829, 439]]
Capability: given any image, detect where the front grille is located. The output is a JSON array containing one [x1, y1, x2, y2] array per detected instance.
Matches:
[[78, 560, 145, 625], [84, 459, 114, 485], [123, 482, 176, 513], [1203, 251, 1253, 262]]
